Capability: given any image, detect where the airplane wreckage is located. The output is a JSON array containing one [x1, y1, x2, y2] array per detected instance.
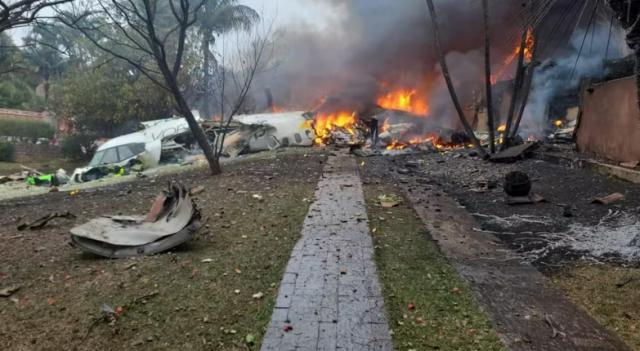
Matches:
[[69, 111, 315, 183]]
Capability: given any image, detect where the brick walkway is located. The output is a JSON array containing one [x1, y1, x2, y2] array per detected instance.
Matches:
[[261, 155, 393, 351]]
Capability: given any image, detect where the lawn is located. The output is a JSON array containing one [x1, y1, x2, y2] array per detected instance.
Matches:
[[0, 151, 325, 351], [552, 264, 640, 350], [364, 185, 505, 351]]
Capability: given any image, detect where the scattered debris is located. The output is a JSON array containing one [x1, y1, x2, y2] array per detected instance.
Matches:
[[544, 314, 566, 339], [620, 161, 639, 169], [592, 193, 625, 205], [379, 194, 401, 208], [490, 142, 538, 163], [563, 205, 574, 217], [506, 193, 546, 205], [0, 285, 20, 297], [615, 277, 636, 288], [340, 266, 348, 274], [69, 183, 203, 258], [252, 194, 264, 201], [252, 292, 264, 299], [190, 186, 205, 196], [246, 334, 255, 345], [17, 212, 76, 231], [503, 171, 531, 197]]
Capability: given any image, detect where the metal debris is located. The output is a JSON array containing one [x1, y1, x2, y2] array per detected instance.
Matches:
[[17, 212, 76, 231], [69, 183, 202, 258], [592, 193, 625, 205]]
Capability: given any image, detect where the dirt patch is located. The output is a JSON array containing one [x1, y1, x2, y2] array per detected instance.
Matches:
[[364, 184, 504, 350], [553, 264, 640, 350], [0, 150, 325, 351]]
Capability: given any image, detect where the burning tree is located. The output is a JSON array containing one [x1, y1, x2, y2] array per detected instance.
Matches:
[[57, 0, 264, 175]]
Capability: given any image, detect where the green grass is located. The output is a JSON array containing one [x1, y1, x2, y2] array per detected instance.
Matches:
[[364, 185, 505, 351], [0, 157, 320, 351], [552, 264, 640, 350]]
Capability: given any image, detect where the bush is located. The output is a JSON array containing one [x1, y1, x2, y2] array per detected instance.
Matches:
[[60, 133, 97, 161], [0, 141, 14, 162], [0, 119, 55, 142]]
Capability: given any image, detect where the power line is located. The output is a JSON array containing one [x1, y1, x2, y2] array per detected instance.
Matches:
[[569, 0, 600, 83], [537, 0, 580, 55], [548, 0, 587, 59], [601, 11, 614, 78]]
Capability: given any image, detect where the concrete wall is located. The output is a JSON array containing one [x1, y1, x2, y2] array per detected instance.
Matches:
[[577, 76, 640, 162], [11, 143, 62, 163]]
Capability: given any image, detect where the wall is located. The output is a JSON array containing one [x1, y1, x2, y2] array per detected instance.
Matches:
[[11, 143, 62, 163], [0, 108, 70, 137], [577, 76, 640, 162]]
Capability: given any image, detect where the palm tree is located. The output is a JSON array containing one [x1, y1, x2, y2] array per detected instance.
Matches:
[[197, 0, 259, 120]]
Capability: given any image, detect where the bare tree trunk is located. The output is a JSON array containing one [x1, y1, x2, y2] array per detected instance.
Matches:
[[425, 0, 486, 158], [173, 83, 221, 175], [502, 28, 528, 150], [482, 0, 496, 154], [511, 30, 539, 138], [202, 34, 211, 120]]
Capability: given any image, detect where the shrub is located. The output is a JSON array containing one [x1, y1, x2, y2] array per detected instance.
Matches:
[[0, 119, 55, 142], [60, 133, 97, 161], [0, 141, 14, 162]]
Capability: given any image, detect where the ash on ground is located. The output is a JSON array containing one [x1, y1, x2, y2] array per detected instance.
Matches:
[[358, 149, 640, 267]]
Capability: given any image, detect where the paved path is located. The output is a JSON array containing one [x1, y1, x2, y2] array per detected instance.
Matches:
[[261, 155, 393, 351]]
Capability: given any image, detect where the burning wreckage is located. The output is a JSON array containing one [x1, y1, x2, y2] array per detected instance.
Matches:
[[62, 105, 490, 186], [63, 111, 316, 184]]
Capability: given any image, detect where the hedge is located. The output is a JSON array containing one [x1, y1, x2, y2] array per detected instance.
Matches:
[[0, 119, 55, 142], [0, 141, 13, 161]]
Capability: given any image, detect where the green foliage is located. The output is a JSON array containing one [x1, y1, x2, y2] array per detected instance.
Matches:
[[60, 133, 96, 161], [0, 141, 14, 162], [0, 119, 54, 142], [49, 68, 172, 137]]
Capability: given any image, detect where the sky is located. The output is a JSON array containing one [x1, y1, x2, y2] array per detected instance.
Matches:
[[8, 0, 337, 44]]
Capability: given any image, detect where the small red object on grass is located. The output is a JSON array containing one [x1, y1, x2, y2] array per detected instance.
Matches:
[[283, 326, 293, 332], [116, 307, 123, 314], [408, 304, 415, 310], [48, 299, 55, 305]]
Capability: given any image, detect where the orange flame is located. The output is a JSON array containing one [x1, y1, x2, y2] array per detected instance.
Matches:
[[271, 106, 285, 113], [377, 89, 428, 115], [311, 111, 357, 144], [497, 125, 506, 132], [492, 27, 534, 84], [554, 120, 563, 127], [385, 133, 471, 151], [380, 119, 390, 132]]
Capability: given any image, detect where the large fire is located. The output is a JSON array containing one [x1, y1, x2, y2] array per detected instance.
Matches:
[[377, 89, 429, 115], [385, 133, 472, 151], [491, 27, 534, 84], [310, 111, 357, 144]]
